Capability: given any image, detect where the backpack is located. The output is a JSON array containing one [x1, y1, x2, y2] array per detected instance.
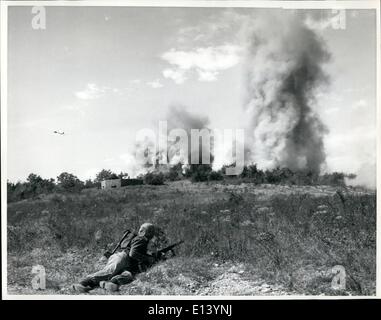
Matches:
[[120, 231, 138, 252]]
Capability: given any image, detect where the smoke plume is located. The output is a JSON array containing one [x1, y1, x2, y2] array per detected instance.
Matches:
[[346, 162, 376, 190], [166, 105, 210, 136], [165, 105, 212, 166], [245, 12, 330, 173], [132, 105, 212, 174]]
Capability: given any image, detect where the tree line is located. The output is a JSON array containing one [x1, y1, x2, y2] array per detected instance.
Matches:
[[157, 163, 353, 186], [7, 165, 354, 203], [7, 169, 127, 202]]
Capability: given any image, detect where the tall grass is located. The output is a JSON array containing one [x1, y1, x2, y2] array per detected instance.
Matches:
[[7, 183, 376, 294]]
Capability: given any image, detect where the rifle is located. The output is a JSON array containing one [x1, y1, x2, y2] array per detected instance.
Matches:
[[154, 240, 184, 260], [103, 229, 132, 259]]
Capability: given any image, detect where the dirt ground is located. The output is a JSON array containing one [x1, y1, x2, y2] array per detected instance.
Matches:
[[7, 249, 355, 296]]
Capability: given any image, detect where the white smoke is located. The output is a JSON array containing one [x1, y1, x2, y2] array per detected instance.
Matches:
[[346, 162, 376, 190]]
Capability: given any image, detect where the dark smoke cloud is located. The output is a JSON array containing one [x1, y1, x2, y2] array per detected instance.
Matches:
[[166, 104, 210, 134], [166, 105, 212, 165], [245, 11, 330, 173]]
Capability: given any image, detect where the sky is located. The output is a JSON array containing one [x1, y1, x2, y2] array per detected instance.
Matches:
[[6, 5, 377, 185]]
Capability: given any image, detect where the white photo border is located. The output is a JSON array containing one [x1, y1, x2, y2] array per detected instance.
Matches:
[[1, 0, 380, 300]]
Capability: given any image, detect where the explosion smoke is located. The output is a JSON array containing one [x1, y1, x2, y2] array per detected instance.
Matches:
[[133, 105, 212, 174], [245, 12, 330, 173], [166, 105, 212, 166]]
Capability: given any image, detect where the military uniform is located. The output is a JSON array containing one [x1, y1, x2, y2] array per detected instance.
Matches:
[[73, 223, 156, 292]]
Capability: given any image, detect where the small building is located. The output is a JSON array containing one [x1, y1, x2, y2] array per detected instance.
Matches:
[[101, 179, 121, 189]]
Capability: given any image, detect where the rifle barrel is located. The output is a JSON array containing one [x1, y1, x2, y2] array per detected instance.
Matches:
[[158, 240, 184, 254]]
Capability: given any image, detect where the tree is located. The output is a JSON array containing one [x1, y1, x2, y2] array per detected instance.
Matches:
[[84, 179, 97, 189], [94, 169, 119, 183], [166, 163, 184, 181], [284, 170, 319, 185], [264, 167, 293, 184], [8, 181, 29, 202], [26, 173, 55, 195], [41, 177, 55, 192], [185, 164, 213, 182], [7, 181, 18, 202], [318, 172, 346, 187], [118, 171, 129, 179], [27, 173, 43, 186], [240, 164, 265, 183], [208, 170, 224, 181], [143, 172, 165, 185], [57, 172, 84, 193], [7, 174, 56, 202]]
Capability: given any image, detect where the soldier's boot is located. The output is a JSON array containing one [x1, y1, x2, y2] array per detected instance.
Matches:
[[100, 281, 119, 292], [72, 283, 91, 293]]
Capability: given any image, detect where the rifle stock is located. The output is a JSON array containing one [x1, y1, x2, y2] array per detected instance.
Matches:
[[103, 229, 131, 258]]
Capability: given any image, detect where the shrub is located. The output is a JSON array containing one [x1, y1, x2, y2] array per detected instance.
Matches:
[[208, 170, 224, 181], [240, 164, 265, 184], [7, 174, 57, 202], [84, 179, 97, 189], [121, 178, 144, 186], [166, 163, 184, 181], [185, 164, 212, 182], [318, 172, 346, 186], [144, 172, 165, 185]]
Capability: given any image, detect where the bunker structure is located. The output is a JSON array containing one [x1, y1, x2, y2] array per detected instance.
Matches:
[[101, 179, 121, 189], [101, 178, 144, 189]]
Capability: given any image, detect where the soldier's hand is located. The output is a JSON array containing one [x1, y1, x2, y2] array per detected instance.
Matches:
[[148, 255, 156, 265], [152, 251, 163, 262]]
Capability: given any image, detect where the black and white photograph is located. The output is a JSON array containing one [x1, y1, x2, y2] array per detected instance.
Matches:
[[1, 0, 380, 301]]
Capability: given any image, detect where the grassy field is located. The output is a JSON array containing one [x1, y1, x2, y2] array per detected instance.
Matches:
[[7, 181, 376, 296]]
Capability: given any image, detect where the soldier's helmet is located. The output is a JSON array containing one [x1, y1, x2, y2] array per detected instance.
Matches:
[[138, 222, 155, 239]]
